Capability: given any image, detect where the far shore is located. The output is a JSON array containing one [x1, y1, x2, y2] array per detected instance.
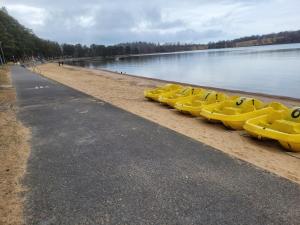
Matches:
[[31, 63, 300, 184], [56, 42, 300, 63]]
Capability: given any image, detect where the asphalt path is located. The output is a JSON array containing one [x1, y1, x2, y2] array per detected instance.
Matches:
[[11, 66, 300, 225]]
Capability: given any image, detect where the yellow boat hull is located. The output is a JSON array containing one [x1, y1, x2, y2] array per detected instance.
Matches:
[[144, 84, 182, 101], [200, 98, 287, 130], [175, 103, 203, 116], [244, 108, 300, 152], [158, 87, 205, 107], [174, 91, 229, 116]]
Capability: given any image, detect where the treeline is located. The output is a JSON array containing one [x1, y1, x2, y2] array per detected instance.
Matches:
[[1, 7, 300, 62], [208, 30, 300, 49], [0, 8, 61, 62], [56, 30, 300, 58], [0, 8, 207, 61], [61, 42, 207, 58]]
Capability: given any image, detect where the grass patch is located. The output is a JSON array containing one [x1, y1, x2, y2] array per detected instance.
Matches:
[[0, 65, 30, 225], [0, 65, 10, 85]]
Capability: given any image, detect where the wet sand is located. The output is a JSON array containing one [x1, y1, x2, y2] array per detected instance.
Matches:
[[32, 63, 300, 184]]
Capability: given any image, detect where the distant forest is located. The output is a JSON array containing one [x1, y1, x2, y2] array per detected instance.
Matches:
[[1, 7, 300, 62], [0, 8, 61, 62]]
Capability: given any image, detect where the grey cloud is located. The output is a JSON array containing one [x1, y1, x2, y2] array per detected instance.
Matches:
[[2, 0, 300, 45]]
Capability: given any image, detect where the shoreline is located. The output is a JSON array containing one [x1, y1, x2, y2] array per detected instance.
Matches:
[[85, 66, 300, 103], [32, 63, 300, 184]]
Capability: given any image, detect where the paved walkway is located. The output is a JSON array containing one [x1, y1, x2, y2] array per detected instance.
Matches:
[[11, 66, 300, 225]]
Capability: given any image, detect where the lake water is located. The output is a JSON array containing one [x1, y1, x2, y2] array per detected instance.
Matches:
[[70, 43, 300, 99]]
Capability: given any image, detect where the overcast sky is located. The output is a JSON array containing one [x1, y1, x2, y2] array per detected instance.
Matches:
[[1, 0, 300, 45]]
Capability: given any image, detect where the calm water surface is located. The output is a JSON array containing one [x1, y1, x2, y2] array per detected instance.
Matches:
[[71, 43, 300, 99]]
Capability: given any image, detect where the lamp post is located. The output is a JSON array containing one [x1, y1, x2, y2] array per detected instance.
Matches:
[[0, 41, 6, 64]]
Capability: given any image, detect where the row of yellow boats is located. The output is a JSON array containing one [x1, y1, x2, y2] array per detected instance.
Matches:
[[144, 83, 300, 152]]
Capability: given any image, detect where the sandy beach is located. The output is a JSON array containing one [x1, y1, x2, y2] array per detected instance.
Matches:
[[32, 63, 300, 184]]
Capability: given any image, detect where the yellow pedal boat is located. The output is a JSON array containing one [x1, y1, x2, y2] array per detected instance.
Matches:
[[200, 97, 288, 130], [244, 107, 300, 152], [174, 91, 229, 116], [144, 83, 182, 101], [158, 87, 204, 107]]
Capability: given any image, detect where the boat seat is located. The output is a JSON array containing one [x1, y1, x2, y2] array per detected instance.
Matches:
[[221, 107, 242, 115], [163, 87, 192, 99], [174, 90, 230, 116], [243, 106, 300, 152], [150, 84, 181, 94], [270, 120, 300, 134], [214, 98, 263, 115], [188, 91, 217, 105], [172, 88, 203, 98], [264, 107, 300, 134], [144, 83, 182, 101]]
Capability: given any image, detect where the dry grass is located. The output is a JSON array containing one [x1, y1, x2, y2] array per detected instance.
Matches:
[[0, 65, 30, 225]]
